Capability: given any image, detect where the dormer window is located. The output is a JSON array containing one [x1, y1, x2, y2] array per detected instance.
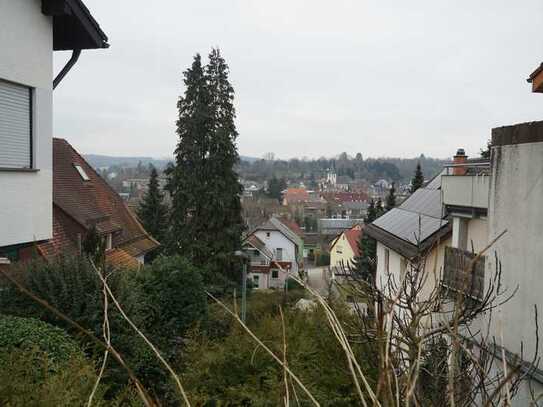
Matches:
[[74, 164, 90, 181]]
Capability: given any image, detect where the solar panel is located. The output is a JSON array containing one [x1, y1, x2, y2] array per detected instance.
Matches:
[[399, 188, 443, 219], [373, 208, 448, 245]]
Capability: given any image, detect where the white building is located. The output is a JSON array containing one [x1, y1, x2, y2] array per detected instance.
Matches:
[[243, 217, 304, 289], [368, 130, 543, 404], [0, 0, 108, 261], [441, 125, 543, 405], [365, 171, 451, 301]]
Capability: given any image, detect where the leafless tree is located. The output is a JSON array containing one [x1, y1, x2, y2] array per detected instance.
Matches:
[[332, 231, 541, 406]]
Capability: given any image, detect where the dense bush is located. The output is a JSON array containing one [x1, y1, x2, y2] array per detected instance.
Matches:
[[0, 255, 106, 338], [0, 315, 82, 364], [121, 255, 207, 345], [182, 291, 377, 405], [0, 347, 140, 407], [0, 255, 208, 404]]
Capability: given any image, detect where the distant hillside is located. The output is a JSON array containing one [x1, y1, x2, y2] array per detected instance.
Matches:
[[84, 154, 259, 169]]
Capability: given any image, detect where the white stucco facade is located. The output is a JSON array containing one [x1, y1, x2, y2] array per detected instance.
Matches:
[[376, 237, 451, 301], [0, 0, 53, 247], [485, 139, 543, 402], [247, 229, 298, 289], [253, 229, 298, 275]]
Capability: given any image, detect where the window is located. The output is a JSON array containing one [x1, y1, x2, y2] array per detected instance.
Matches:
[[271, 269, 279, 279], [74, 164, 90, 181], [105, 233, 113, 250], [276, 248, 283, 261], [265, 232, 270, 238], [253, 275, 260, 287], [0, 79, 32, 169], [400, 257, 407, 281], [384, 248, 390, 273]]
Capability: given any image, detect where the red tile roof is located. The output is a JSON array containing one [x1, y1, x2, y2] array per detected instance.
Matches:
[[331, 224, 363, 256], [37, 139, 159, 267], [283, 188, 310, 203], [106, 248, 140, 270]]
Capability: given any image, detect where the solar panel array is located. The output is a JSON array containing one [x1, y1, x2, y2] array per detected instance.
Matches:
[[373, 209, 447, 245], [399, 188, 443, 219], [372, 171, 448, 245]]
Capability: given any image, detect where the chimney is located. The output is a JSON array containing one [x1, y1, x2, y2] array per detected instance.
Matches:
[[453, 148, 468, 175]]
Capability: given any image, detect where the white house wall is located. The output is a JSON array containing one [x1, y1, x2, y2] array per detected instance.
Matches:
[[487, 140, 543, 375], [253, 230, 298, 274], [0, 0, 53, 247]]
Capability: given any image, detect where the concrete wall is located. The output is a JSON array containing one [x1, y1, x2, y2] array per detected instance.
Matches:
[[0, 0, 53, 247], [330, 232, 356, 268], [487, 138, 543, 368]]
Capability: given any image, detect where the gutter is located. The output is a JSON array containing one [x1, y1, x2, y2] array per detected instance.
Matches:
[[53, 49, 81, 89]]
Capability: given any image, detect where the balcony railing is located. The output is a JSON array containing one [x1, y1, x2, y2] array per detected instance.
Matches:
[[441, 174, 489, 210], [442, 246, 485, 300]]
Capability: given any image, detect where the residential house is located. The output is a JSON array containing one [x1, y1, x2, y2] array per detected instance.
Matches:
[[282, 187, 309, 206], [243, 217, 304, 289], [364, 171, 451, 299], [36, 139, 159, 269], [441, 122, 543, 404], [0, 0, 108, 261], [329, 224, 363, 270]]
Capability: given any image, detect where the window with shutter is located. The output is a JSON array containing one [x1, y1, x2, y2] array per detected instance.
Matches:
[[0, 79, 32, 169]]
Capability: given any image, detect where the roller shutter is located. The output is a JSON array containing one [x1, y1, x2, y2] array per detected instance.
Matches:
[[0, 80, 32, 168]]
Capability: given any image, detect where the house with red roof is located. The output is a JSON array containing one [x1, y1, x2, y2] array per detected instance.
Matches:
[[35, 139, 159, 269], [282, 188, 309, 206], [329, 224, 363, 270]]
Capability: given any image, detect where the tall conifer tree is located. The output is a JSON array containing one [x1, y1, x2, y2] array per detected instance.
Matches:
[[137, 166, 168, 244], [205, 48, 244, 279], [410, 162, 424, 193], [168, 50, 243, 284]]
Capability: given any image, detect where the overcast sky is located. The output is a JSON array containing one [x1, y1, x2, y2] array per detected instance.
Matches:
[[53, 0, 543, 160]]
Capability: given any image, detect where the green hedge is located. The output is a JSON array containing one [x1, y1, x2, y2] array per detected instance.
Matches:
[[0, 315, 82, 364]]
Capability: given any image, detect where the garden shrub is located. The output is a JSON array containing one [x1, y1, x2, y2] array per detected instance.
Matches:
[[0, 347, 141, 407], [0, 315, 82, 364]]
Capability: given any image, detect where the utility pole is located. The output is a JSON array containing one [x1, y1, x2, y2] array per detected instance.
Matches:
[[235, 250, 250, 323]]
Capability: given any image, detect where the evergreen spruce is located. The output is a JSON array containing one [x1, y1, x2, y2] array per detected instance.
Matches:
[[365, 199, 377, 223], [410, 162, 424, 193], [137, 166, 168, 244], [385, 182, 396, 211], [375, 198, 384, 218], [350, 200, 378, 282], [168, 50, 244, 285]]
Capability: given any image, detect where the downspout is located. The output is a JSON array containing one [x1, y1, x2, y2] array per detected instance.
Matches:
[[53, 49, 81, 89]]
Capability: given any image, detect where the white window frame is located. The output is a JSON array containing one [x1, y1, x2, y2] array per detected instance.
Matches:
[[74, 164, 90, 181]]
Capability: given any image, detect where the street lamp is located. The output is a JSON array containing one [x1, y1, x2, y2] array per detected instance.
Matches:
[[234, 250, 250, 323]]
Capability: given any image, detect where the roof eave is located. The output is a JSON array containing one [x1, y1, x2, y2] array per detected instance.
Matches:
[[43, 0, 109, 51], [365, 223, 451, 260]]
